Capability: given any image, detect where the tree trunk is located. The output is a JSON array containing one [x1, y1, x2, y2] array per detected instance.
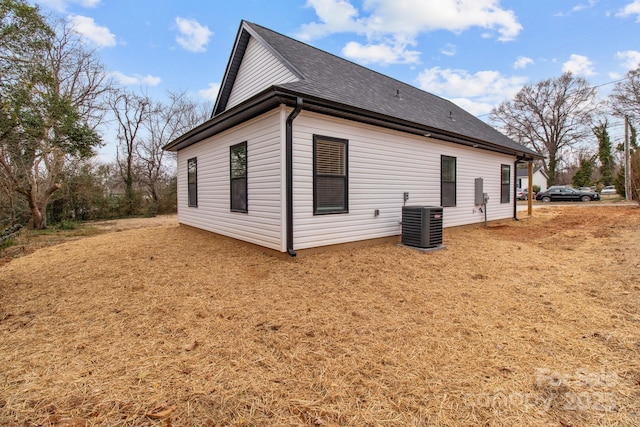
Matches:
[[27, 182, 62, 229], [30, 209, 46, 229], [125, 174, 134, 216], [149, 186, 158, 217], [547, 154, 558, 186], [29, 199, 47, 229]]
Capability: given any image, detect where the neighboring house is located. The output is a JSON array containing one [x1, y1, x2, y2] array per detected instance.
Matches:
[[164, 21, 540, 256], [517, 166, 548, 192]]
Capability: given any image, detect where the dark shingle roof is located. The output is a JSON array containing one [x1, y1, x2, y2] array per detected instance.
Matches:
[[166, 21, 539, 158], [517, 166, 546, 177], [243, 21, 535, 156]]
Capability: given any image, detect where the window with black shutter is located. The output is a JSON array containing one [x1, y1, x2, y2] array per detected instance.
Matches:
[[501, 164, 510, 203], [441, 155, 456, 207], [187, 157, 197, 207], [230, 142, 247, 212], [314, 135, 348, 214]]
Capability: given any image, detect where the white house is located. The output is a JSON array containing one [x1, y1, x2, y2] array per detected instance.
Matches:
[[164, 21, 540, 256], [517, 166, 549, 192]]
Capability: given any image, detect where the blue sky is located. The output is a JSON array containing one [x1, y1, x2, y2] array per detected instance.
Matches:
[[32, 0, 640, 158]]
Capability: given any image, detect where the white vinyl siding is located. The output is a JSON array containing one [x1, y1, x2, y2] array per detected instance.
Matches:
[[518, 170, 548, 192], [290, 111, 515, 250], [227, 37, 298, 109], [176, 110, 283, 251]]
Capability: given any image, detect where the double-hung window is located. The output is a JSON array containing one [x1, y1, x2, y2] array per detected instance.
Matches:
[[187, 157, 197, 207], [314, 135, 348, 214], [230, 142, 247, 212], [501, 164, 511, 203], [441, 155, 456, 207]]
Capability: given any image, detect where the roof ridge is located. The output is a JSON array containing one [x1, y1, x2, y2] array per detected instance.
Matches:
[[244, 21, 436, 98]]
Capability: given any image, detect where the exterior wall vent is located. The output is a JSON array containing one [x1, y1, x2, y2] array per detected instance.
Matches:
[[401, 206, 444, 248]]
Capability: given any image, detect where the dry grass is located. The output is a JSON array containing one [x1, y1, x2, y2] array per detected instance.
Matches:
[[0, 216, 177, 269], [1, 206, 639, 426]]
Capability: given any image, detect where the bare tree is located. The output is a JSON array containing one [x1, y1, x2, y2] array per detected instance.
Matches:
[[108, 89, 152, 216], [137, 91, 209, 214], [49, 20, 111, 127], [610, 67, 640, 123], [490, 73, 599, 186]]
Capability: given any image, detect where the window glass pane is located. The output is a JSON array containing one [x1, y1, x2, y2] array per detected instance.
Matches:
[[187, 157, 197, 207], [230, 142, 247, 212], [231, 144, 246, 178], [314, 136, 347, 213], [501, 186, 510, 202], [231, 177, 247, 211], [316, 176, 345, 211], [442, 182, 456, 207], [442, 157, 455, 182], [501, 165, 510, 184], [316, 140, 345, 175], [441, 156, 456, 207], [188, 185, 197, 206], [501, 164, 510, 203], [188, 158, 197, 184]]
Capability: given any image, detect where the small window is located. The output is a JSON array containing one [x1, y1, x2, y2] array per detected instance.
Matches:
[[501, 164, 511, 203], [314, 135, 348, 214], [441, 155, 456, 207], [187, 157, 197, 207], [230, 142, 247, 212]]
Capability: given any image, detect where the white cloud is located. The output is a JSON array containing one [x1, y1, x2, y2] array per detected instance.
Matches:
[[306, 0, 522, 41], [449, 97, 497, 116], [440, 43, 457, 57], [297, 0, 363, 40], [342, 41, 419, 65], [555, 0, 597, 17], [616, 50, 640, 70], [198, 82, 221, 101], [298, 0, 522, 66], [572, 0, 597, 12], [416, 67, 528, 116], [513, 56, 534, 69], [175, 17, 213, 53], [617, 0, 640, 21], [562, 54, 596, 76], [38, 0, 100, 12], [67, 15, 116, 47], [111, 71, 161, 87]]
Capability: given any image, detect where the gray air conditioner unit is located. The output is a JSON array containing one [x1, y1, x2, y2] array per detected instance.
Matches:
[[402, 206, 444, 248]]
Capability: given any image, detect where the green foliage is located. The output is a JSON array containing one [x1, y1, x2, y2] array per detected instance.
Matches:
[[0, 222, 22, 248], [532, 185, 541, 193], [572, 155, 596, 188], [57, 219, 78, 230], [1, 1, 105, 229], [0, 236, 15, 249], [0, 0, 52, 81], [157, 175, 177, 215], [594, 121, 614, 185], [614, 167, 626, 198]]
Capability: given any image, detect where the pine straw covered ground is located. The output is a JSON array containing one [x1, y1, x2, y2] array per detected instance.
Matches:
[[1, 206, 639, 426]]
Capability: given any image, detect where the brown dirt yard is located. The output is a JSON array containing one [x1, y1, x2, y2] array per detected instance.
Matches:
[[1, 205, 639, 426]]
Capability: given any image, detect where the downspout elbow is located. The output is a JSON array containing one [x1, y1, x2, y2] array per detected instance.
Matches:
[[286, 97, 303, 257]]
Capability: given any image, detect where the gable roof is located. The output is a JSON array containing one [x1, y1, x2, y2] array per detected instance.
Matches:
[[165, 21, 540, 160], [516, 166, 548, 178]]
